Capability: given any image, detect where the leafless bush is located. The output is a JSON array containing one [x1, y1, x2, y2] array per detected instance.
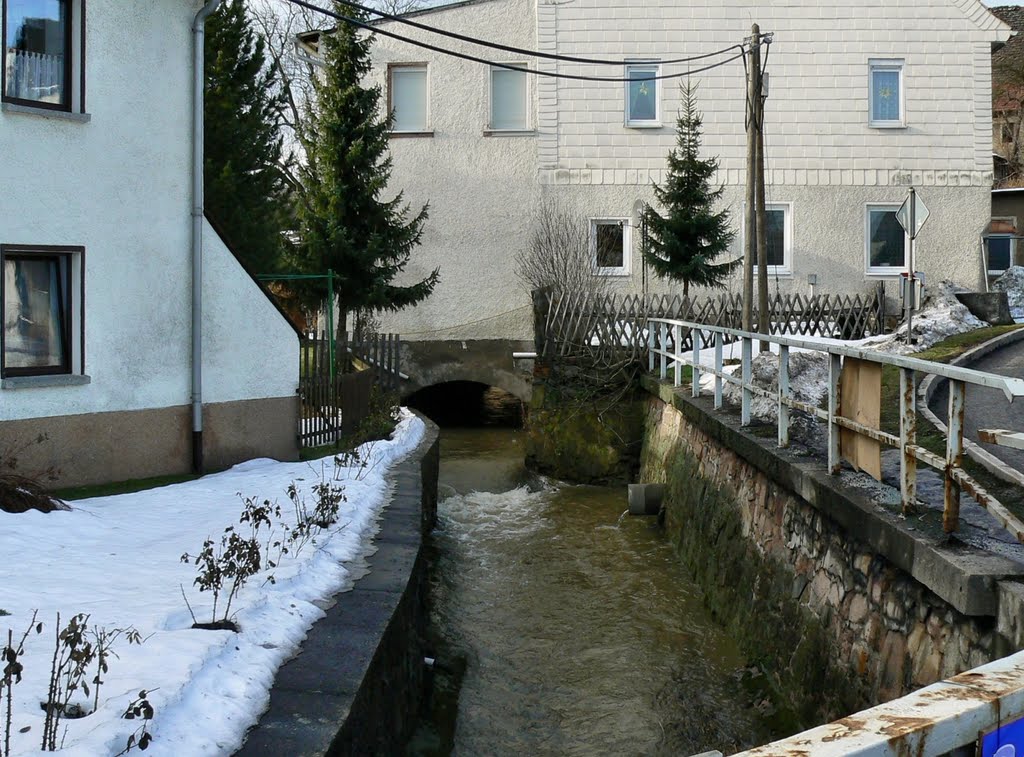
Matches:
[[515, 200, 609, 299]]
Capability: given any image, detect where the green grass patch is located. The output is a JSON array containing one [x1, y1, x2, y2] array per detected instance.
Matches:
[[56, 472, 203, 501], [879, 325, 1024, 511]]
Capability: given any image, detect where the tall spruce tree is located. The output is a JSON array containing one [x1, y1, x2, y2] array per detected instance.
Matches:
[[641, 80, 738, 296], [294, 4, 437, 334], [205, 0, 290, 274]]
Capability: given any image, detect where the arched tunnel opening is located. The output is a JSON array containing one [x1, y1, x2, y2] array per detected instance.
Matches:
[[404, 381, 524, 428]]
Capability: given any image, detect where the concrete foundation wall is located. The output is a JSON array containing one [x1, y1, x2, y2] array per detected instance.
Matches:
[[1, 396, 298, 489], [640, 384, 1024, 728]]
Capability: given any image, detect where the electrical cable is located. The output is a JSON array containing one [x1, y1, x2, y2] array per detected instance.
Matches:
[[299, 0, 747, 68], [285, 0, 747, 82]]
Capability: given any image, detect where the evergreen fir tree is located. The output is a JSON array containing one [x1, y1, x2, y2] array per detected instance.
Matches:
[[205, 0, 290, 274], [294, 3, 437, 333], [641, 80, 738, 296]]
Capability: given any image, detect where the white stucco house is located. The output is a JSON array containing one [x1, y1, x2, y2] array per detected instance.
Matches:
[[0, 0, 299, 487], [328, 0, 1012, 342]]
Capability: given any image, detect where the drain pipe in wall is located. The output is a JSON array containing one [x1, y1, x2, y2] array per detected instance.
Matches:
[[191, 0, 224, 473]]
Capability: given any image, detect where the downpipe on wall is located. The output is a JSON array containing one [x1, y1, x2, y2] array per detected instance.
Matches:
[[191, 0, 224, 473]]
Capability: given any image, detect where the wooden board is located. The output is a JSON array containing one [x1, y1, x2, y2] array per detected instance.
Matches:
[[839, 357, 882, 481]]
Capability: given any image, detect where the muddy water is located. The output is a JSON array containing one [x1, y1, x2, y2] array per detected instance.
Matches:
[[408, 425, 773, 756]]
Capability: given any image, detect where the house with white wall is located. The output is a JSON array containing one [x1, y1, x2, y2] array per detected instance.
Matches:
[[0, 0, 300, 487], [344, 0, 1012, 342]]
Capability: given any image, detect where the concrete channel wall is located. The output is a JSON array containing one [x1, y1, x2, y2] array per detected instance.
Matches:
[[639, 376, 1024, 730], [236, 417, 440, 756]]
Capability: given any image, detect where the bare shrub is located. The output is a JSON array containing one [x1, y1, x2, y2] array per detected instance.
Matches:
[[515, 200, 609, 299]]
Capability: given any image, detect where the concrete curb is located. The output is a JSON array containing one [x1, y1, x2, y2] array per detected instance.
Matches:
[[235, 414, 440, 757], [919, 327, 1024, 489]]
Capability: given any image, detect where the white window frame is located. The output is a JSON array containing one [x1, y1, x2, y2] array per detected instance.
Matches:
[[987, 216, 1017, 277], [624, 62, 661, 128], [865, 203, 908, 277], [868, 59, 905, 128], [486, 62, 531, 133], [387, 62, 430, 135], [762, 202, 793, 277], [591, 218, 631, 277]]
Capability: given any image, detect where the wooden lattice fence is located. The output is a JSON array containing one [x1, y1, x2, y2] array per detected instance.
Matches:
[[542, 290, 883, 363]]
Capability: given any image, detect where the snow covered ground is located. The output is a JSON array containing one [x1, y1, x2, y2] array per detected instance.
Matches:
[[0, 411, 425, 757]]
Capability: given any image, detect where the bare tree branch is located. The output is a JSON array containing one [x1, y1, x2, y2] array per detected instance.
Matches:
[[515, 199, 609, 299]]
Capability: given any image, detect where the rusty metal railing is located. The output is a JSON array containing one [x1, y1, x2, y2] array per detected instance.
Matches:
[[647, 318, 1024, 541]]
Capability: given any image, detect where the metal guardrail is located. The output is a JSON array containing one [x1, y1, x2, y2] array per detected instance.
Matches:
[[647, 318, 1024, 541]]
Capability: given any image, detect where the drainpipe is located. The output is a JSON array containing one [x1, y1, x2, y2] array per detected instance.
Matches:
[[191, 0, 224, 473]]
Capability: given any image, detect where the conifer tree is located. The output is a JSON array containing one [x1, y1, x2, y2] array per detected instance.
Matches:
[[294, 3, 438, 334], [641, 80, 738, 296], [204, 0, 290, 274]]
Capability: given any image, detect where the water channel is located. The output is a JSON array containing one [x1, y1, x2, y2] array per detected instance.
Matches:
[[406, 385, 776, 756]]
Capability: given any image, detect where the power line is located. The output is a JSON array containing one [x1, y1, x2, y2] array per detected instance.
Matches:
[[305, 0, 747, 69], [285, 0, 747, 83]]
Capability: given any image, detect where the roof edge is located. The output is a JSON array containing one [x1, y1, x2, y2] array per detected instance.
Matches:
[[956, 0, 1013, 37]]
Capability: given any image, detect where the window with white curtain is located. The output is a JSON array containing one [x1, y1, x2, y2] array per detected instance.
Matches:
[[389, 64, 428, 133], [489, 63, 528, 131], [869, 59, 904, 127], [3, 0, 86, 113]]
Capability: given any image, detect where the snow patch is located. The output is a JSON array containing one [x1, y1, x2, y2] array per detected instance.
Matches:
[[0, 410, 425, 757], [992, 266, 1024, 323]]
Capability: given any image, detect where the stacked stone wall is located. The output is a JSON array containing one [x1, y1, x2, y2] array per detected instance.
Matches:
[[641, 397, 1012, 729]]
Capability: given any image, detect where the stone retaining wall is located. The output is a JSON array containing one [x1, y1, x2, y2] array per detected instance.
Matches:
[[640, 382, 1024, 731], [236, 417, 440, 756]]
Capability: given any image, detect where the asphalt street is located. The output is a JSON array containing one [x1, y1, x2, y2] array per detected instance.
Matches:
[[931, 337, 1024, 474]]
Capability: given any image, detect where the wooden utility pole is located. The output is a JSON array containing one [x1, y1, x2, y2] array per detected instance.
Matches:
[[754, 40, 769, 352], [742, 24, 760, 333]]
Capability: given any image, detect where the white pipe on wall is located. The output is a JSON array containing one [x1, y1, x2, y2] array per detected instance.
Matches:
[[191, 0, 224, 472]]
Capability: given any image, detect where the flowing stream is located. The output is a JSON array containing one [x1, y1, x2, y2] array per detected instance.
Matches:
[[406, 421, 775, 756]]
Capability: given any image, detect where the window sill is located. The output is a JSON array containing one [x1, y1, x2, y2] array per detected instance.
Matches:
[[625, 122, 662, 130], [753, 271, 793, 279], [868, 122, 906, 130], [483, 129, 535, 137], [2, 374, 91, 390], [389, 130, 433, 139], [2, 102, 91, 123], [865, 270, 907, 278], [594, 270, 631, 278]]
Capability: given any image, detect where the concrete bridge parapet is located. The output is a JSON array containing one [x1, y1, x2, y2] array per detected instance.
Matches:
[[399, 339, 535, 402]]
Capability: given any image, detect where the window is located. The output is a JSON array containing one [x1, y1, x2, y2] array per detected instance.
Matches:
[[625, 63, 660, 127], [489, 63, 528, 131], [869, 59, 904, 127], [764, 203, 792, 275], [3, 0, 84, 112], [865, 205, 907, 275], [987, 218, 1017, 276], [591, 219, 631, 276], [388, 64, 428, 134], [1, 245, 82, 377]]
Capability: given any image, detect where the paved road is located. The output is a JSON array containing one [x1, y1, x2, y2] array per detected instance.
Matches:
[[931, 337, 1024, 474]]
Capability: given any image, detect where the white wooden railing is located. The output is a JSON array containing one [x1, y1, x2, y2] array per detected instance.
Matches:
[[647, 318, 1024, 541]]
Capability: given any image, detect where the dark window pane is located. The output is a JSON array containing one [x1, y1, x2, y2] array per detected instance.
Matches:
[[766, 209, 785, 267], [5, 0, 67, 106], [627, 67, 657, 122], [3, 256, 67, 371], [595, 224, 624, 268], [869, 210, 906, 268], [989, 237, 1012, 272]]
